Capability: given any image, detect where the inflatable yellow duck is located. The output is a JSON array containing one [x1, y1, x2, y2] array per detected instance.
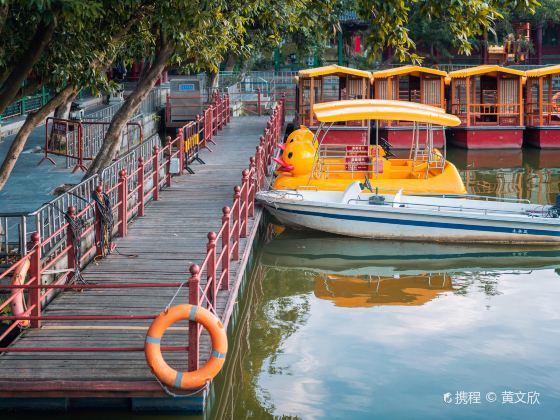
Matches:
[[272, 126, 466, 194]]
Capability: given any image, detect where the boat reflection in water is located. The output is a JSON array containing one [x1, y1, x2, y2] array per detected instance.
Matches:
[[315, 273, 452, 308], [262, 227, 560, 308]]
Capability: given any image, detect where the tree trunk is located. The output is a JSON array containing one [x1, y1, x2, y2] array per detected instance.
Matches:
[[50, 92, 77, 151], [0, 85, 77, 191], [0, 18, 57, 115], [84, 36, 175, 178], [207, 70, 219, 101]]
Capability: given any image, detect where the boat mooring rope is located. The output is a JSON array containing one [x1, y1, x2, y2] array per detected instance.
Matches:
[[91, 190, 113, 258]]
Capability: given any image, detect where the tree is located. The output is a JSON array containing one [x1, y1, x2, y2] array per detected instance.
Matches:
[[355, 0, 539, 63], [0, 1, 103, 116], [0, 1, 144, 190]]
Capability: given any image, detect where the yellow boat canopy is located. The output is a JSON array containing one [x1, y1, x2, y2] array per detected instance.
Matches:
[[313, 99, 447, 114], [372, 65, 447, 79], [313, 100, 461, 126], [447, 65, 525, 78], [525, 64, 560, 78], [298, 65, 372, 79]]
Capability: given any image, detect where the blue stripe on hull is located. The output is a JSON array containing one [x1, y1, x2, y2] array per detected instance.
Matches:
[[275, 207, 560, 237]]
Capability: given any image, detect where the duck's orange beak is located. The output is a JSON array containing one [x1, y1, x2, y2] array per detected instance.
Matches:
[[277, 143, 286, 151], [272, 156, 294, 171]]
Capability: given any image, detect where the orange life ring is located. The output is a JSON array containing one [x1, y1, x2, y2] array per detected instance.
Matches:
[[145, 304, 227, 390], [11, 259, 30, 328]]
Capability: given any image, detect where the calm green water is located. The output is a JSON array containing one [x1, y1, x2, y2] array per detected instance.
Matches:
[[15, 148, 560, 419], [205, 148, 560, 419]]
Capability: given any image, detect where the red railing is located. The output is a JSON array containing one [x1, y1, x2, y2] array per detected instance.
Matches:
[[0, 96, 285, 389], [185, 97, 284, 370]]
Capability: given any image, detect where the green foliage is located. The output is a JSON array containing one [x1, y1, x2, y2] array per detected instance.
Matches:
[[355, 0, 539, 63]]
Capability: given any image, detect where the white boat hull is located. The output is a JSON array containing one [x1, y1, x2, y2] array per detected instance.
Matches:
[[257, 189, 560, 245]]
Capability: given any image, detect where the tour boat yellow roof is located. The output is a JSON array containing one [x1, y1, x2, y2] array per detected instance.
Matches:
[[447, 65, 525, 78], [525, 65, 560, 77], [313, 99, 446, 114], [313, 100, 460, 125], [298, 65, 372, 79], [372, 65, 447, 79]]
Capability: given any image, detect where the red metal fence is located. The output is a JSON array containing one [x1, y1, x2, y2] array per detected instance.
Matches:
[[0, 97, 285, 388]]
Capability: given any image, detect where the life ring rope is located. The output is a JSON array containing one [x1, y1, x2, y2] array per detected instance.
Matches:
[[145, 304, 228, 393]]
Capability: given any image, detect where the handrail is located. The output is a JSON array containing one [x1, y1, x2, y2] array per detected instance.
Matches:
[[185, 97, 285, 371], [0, 92, 284, 388]]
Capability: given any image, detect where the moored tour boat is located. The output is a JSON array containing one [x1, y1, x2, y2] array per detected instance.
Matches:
[[257, 182, 560, 245]]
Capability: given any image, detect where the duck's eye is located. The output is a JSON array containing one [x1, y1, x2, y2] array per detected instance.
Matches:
[[290, 139, 294, 143], [288, 152, 293, 159]]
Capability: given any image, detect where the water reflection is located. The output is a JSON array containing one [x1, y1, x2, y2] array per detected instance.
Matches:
[[315, 273, 453, 308], [208, 227, 560, 419], [447, 148, 560, 204]]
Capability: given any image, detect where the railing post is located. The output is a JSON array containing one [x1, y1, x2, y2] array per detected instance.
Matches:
[[118, 169, 128, 237], [166, 93, 170, 126], [94, 186, 103, 257], [241, 169, 249, 238], [255, 145, 263, 189], [257, 88, 261, 116], [138, 157, 145, 217], [188, 264, 200, 371], [207, 231, 217, 305], [212, 104, 218, 136], [66, 206, 76, 274], [29, 232, 41, 328], [232, 186, 241, 260], [165, 136, 172, 187], [153, 145, 159, 201], [178, 128, 185, 175], [259, 137, 268, 176], [221, 207, 230, 290], [248, 157, 256, 217]]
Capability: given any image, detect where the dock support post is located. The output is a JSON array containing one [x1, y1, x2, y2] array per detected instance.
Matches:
[[188, 264, 200, 371], [232, 186, 241, 260], [138, 157, 145, 217], [153, 145, 159, 201], [248, 157, 256, 217], [29, 232, 41, 328], [241, 170, 249, 238], [94, 186, 103, 257], [207, 232, 217, 305], [257, 88, 261, 116], [221, 207, 230, 290], [66, 206, 76, 273], [165, 136, 172, 188], [118, 170, 128, 237], [178, 128, 185, 175]]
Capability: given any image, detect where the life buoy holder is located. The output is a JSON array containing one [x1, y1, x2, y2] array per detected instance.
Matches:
[[145, 304, 227, 390], [11, 259, 30, 328]]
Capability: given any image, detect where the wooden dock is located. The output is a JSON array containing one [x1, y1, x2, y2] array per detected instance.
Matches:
[[0, 115, 272, 412]]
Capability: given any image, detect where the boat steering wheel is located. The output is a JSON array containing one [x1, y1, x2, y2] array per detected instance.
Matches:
[[360, 176, 373, 192]]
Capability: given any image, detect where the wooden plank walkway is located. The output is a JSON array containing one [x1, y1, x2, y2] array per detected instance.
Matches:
[[0, 115, 270, 410]]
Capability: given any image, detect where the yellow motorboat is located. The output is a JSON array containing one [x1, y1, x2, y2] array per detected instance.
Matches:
[[272, 100, 467, 194]]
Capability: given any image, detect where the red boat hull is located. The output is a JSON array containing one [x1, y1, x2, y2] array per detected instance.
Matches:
[[310, 127, 368, 145], [378, 127, 444, 149], [448, 127, 524, 149], [524, 127, 560, 149]]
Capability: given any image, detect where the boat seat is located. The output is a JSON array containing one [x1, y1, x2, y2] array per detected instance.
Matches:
[[340, 181, 362, 204]]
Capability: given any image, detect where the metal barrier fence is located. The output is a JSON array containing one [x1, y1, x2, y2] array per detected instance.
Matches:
[[1, 89, 51, 121], [0, 97, 284, 392]]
